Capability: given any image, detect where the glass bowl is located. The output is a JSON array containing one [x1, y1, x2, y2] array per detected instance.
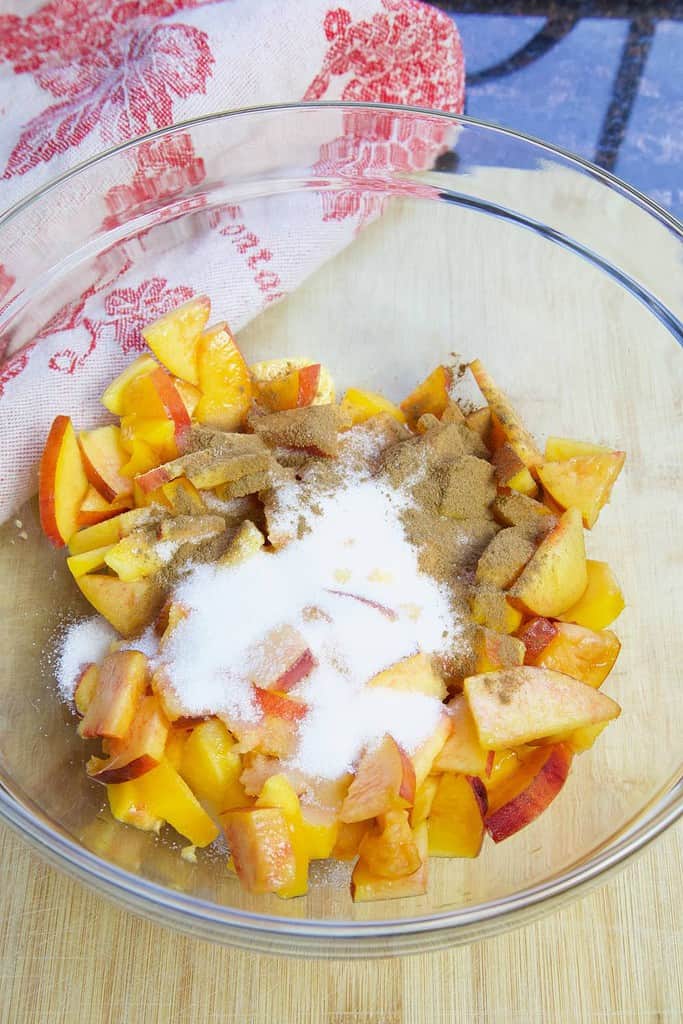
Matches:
[[0, 103, 680, 958]]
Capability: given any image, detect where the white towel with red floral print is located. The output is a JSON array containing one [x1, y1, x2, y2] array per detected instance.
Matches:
[[0, 0, 464, 522]]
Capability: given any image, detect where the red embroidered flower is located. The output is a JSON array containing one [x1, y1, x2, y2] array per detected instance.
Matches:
[[103, 133, 206, 229], [0, 345, 35, 398], [100, 277, 195, 354], [0, 0, 214, 179], [304, 1, 465, 225]]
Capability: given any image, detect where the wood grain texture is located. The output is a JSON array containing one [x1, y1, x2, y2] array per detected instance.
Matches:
[[1, 167, 681, 1021], [0, 821, 681, 1022]]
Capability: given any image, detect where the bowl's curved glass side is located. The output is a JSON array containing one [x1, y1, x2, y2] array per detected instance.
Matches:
[[0, 105, 680, 953]]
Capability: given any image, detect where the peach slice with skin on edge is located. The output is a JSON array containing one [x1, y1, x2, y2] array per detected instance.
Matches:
[[141, 294, 211, 386], [519, 617, 621, 687], [194, 322, 253, 430], [87, 695, 169, 784], [68, 506, 162, 555], [464, 665, 620, 749], [484, 742, 573, 842], [78, 424, 133, 503], [221, 806, 298, 894], [73, 662, 99, 717], [469, 359, 542, 469], [507, 507, 587, 617], [78, 650, 148, 740], [77, 486, 131, 527], [254, 363, 322, 411], [557, 559, 625, 630], [411, 710, 453, 789], [39, 415, 90, 547], [340, 735, 416, 823], [538, 450, 625, 528], [400, 365, 453, 429]]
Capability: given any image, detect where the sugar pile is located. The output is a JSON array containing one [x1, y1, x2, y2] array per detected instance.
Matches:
[[56, 446, 463, 781], [56, 617, 115, 699]]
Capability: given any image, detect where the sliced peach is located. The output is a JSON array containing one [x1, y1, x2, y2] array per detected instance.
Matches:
[[66, 544, 112, 579], [340, 387, 406, 426], [410, 776, 439, 828], [120, 415, 176, 464], [39, 415, 90, 547], [411, 711, 453, 788], [538, 451, 625, 528], [179, 718, 242, 806], [221, 806, 297, 893], [562, 721, 608, 753], [433, 695, 489, 775], [299, 806, 338, 860], [88, 695, 169, 784], [136, 759, 219, 846], [252, 686, 308, 723], [159, 477, 206, 515], [79, 650, 148, 740], [528, 621, 621, 688], [75, 573, 164, 637], [351, 821, 428, 901], [164, 725, 190, 771], [219, 520, 266, 567], [73, 662, 99, 717], [104, 531, 167, 582], [78, 425, 133, 502], [122, 366, 190, 442], [474, 627, 526, 673], [508, 508, 587, 617], [485, 743, 572, 842], [400, 365, 453, 429], [332, 820, 370, 861], [101, 354, 158, 415], [340, 735, 416, 823], [367, 653, 447, 700], [358, 809, 422, 878], [465, 406, 494, 446], [557, 559, 625, 630], [69, 506, 160, 555], [469, 359, 542, 469], [120, 438, 160, 479], [254, 363, 322, 412], [255, 774, 309, 897], [77, 486, 131, 527], [107, 777, 162, 833], [194, 323, 252, 430], [469, 586, 523, 635], [464, 666, 620, 749], [492, 443, 538, 497], [476, 528, 537, 590], [544, 436, 613, 461], [142, 295, 210, 385], [427, 773, 487, 858], [174, 378, 201, 418], [248, 624, 313, 691]]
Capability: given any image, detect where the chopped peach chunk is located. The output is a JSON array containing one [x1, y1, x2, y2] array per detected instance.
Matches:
[[221, 806, 297, 893], [469, 359, 542, 469], [508, 508, 587, 617], [142, 295, 210, 385], [340, 388, 406, 426], [340, 735, 416, 823], [400, 365, 453, 429], [428, 774, 487, 858], [79, 650, 148, 740], [195, 323, 252, 430], [351, 822, 428, 901], [39, 415, 90, 547], [485, 743, 572, 842], [538, 450, 625, 528], [557, 559, 625, 630]]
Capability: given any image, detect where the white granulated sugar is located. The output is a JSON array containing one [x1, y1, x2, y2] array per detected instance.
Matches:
[[56, 617, 115, 698], [158, 467, 461, 778], [154, 539, 180, 563]]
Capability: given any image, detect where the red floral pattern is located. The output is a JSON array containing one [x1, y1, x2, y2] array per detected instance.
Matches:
[[0, 345, 35, 398], [99, 277, 195, 354], [103, 133, 206, 229], [304, 1, 464, 224], [0, 0, 214, 178]]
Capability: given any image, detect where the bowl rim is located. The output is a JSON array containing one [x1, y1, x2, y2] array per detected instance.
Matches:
[[0, 100, 681, 944]]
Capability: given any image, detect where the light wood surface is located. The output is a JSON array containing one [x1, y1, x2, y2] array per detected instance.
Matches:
[[1, 169, 681, 1021], [0, 821, 681, 1021]]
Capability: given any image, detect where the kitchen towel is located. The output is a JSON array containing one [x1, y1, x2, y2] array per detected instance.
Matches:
[[0, 0, 464, 520]]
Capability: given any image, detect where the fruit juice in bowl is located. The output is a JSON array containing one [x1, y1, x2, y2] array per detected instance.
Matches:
[[0, 104, 680, 956]]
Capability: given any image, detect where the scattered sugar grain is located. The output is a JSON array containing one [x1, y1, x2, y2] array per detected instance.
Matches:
[[56, 617, 116, 698]]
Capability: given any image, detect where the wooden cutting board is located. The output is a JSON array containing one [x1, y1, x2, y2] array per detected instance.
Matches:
[[1, 172, 681, 1023]]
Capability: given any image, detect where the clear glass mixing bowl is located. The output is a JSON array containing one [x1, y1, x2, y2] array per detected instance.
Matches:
[[0, 103, 680, 957]]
